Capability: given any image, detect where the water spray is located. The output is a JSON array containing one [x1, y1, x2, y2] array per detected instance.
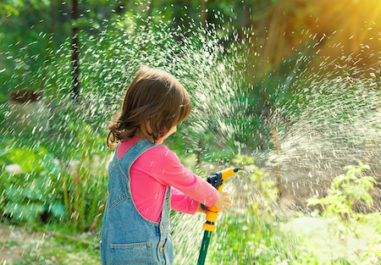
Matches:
[[197, 167, 241, 265]]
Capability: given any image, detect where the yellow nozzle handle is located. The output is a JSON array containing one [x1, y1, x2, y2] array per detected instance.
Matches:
[[217, 167, 238, 191], [203, 167, 240, 231]]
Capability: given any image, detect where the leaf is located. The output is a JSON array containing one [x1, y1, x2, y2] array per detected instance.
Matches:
[[7, 148, 43, 173], [307, 197, 321, 206], [4, 185, 24, 202], [49, 202, 65, 219], [360, 193, 373, 206], [0, 148, 9, 157], [23, 179, 44, 201], [4, 202, 45, 222], [39, 152, 61, 176]]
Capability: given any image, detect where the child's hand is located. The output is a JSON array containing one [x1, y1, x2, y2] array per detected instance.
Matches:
[[214, 191, 232, 214]]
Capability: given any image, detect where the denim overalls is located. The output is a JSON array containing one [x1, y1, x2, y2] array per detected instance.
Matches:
[[100, 138, 174, 265]]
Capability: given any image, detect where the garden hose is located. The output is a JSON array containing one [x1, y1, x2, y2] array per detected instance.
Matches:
[[197, 167, 240, 265]]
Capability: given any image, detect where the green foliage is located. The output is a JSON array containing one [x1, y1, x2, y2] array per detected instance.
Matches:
[[0, 0, 319, 157], [206, 155, 291, 264], [207, 158, 381, 264], [209, 211, 299, 264], [307, 161, 375, 220], [233, 154, 278, 216], [0, 124, 109, 232], [0, 1, 22, 16], [0, 143, 65, 223]]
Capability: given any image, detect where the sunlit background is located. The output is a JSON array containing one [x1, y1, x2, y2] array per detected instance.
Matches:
[[0, 0, 380, 264]]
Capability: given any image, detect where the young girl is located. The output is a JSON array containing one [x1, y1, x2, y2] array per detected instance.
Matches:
[[100, 66, 231, 265]]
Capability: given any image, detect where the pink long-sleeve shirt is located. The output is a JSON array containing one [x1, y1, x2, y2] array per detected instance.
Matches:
[[118, 137, 218, 223]]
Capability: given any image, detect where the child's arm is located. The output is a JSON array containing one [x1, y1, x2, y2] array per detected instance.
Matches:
[[171, 187, 199, 214], [171, 188, 231, 214], [150, 146, 220, 211]]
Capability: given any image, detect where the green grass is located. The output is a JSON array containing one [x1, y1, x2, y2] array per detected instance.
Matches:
[[206, 212, 381, 265], [2, 209, 381, 265], [0, 221, 100, 265], [13, 238, 100, 265]]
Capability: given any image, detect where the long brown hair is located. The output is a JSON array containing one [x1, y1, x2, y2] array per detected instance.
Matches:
[[106, 65, 191, 149]]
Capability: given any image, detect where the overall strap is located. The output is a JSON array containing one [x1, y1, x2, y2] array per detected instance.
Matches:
[[159, 186, 172, 235], [115, 138, 157, 191]]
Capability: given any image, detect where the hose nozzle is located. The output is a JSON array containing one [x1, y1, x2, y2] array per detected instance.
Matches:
[[201, 167, 241, 231]]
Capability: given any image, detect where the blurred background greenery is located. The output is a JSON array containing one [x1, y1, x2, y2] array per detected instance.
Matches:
[[1, 0, 379, 156]]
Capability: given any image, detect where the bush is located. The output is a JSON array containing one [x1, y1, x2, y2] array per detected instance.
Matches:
[[0, 122, 110, 232], [307, 161, 375, 221]]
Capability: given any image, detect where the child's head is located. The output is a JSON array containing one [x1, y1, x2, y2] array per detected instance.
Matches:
[[107, 65, 191, 149]]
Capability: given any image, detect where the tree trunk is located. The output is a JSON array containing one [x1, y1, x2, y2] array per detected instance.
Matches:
[[147, 0, 154, 18], [50, 0, 59, 37], [71, 0, 80, 103], [201, 0, 207, 29]]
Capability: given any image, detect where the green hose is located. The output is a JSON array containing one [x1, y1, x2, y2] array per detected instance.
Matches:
[[197, 230, 212, 265]]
